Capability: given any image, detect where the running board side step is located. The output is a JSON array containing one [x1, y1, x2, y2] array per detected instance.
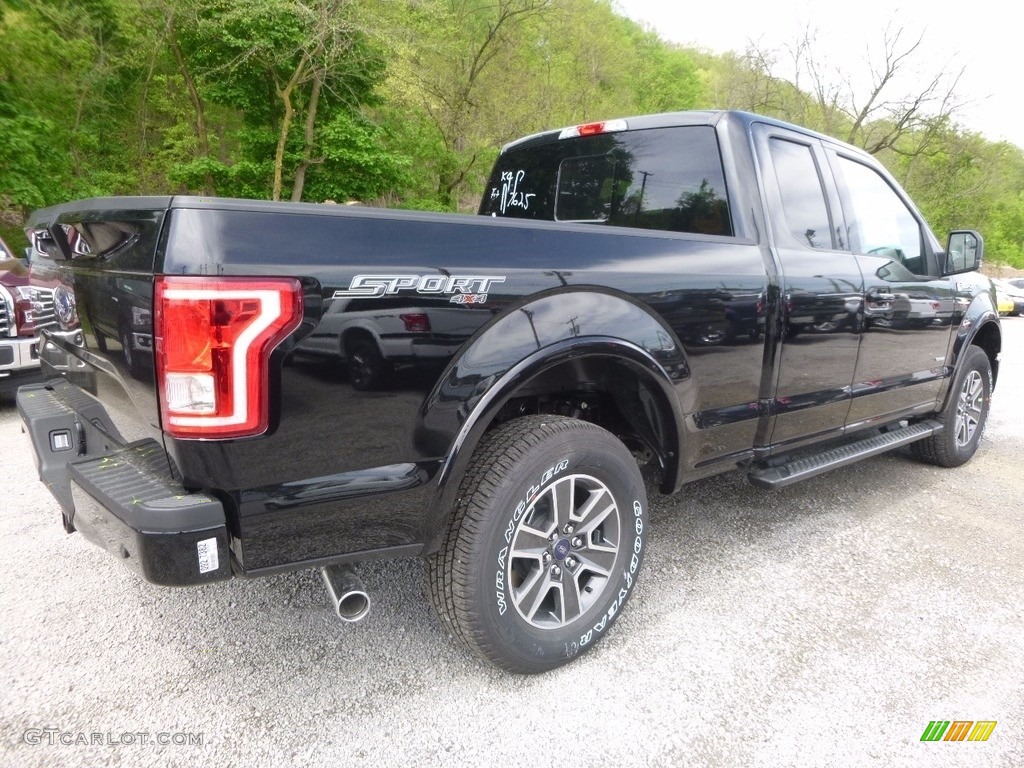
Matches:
[[748, 420, 942, 489]]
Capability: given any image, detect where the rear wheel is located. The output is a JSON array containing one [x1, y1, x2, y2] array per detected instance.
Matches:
[[426, 415, 648, 673], [345, 338, 387, 391], [912, 345, 992, 467]]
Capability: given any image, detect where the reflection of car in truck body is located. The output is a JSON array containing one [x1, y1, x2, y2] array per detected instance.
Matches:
[[18, 111, 1002, 675], [867, 294, 955, 330], [0, 239, 50, 395], [785, 288, 861, 335], [645, 287, 762, 346], [899, 295, 952, 328], [722, 289, 762, 340], [296, 296, 492, 389], [83, 275, 153, 378]]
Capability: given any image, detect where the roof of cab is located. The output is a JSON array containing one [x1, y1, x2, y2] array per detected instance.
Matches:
[[501, 109, 853, 155]]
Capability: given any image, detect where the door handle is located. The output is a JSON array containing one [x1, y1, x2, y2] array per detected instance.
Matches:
[[867, 288, 895, 303]]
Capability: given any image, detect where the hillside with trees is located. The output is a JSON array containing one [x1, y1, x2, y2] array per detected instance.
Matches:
[[2, 0, 1022, 268]]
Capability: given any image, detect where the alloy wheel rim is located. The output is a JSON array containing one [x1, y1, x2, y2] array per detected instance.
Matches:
[[954, 370, 984, 448], [507, 473, 621, 630]]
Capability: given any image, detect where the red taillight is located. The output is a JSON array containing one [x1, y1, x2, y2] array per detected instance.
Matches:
[[155, 276, 302, 439], [400, 312, 431, 333]]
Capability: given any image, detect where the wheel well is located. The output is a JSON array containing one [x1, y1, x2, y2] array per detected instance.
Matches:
[[342, 328, 374, 356], [484, 355, 678, 492], [971, 321, 1001, 387]]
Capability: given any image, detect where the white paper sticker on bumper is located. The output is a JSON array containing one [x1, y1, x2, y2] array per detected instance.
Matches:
[[197, 537, 219, 574]]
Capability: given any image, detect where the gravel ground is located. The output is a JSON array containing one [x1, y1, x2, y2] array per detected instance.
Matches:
[[1, 321, 1022, 768]]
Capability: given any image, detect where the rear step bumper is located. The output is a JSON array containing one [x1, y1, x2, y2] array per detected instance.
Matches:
[[18, 381, 231, 586], [748, 420, 942, 489]]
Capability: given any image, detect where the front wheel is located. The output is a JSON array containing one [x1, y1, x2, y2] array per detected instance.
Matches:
[[426, 416, 648, 673], [912, 345, 992, 467]]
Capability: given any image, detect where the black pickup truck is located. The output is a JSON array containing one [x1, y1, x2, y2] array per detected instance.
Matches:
[[19, 111, 1001, 673]]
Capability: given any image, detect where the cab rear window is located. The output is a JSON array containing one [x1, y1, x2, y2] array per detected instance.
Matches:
[[480, 126, 732, 237]]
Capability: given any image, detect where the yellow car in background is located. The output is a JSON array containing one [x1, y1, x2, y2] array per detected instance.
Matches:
[[993, 278, 1024, 317], [995, 287, 1014, 316]]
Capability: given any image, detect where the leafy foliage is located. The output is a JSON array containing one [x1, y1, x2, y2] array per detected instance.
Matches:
[[0, 0, 1022, 267]]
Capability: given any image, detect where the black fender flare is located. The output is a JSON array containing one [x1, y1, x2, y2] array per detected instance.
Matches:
[[940, 290, 1001, 410], [414, 288, 688, 553]]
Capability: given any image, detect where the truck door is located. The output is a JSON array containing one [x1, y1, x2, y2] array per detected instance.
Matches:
[[825, 148, 954, 427], [752, 124, 862, 451]]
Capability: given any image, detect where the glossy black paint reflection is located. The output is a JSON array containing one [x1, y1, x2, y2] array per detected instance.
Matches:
[[159, 202, 767, 568], [752, 123, 862, 449], [30, 208, 164, 449], [846, 253, 955, 426], [416, 288, 687, 460]]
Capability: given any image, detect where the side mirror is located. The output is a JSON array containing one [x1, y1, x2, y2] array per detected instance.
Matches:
[[943, 230, 983, 275]]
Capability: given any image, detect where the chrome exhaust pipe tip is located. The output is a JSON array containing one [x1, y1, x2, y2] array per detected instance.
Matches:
[[320, 564, 370, 622]]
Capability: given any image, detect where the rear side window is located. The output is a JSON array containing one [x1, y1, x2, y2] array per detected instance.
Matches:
[[768, 138, 833, 250], [480, 126, 732, 236]]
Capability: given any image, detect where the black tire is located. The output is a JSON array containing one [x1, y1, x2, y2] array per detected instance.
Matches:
[[912, 345, 992, 467], [426, 415, 648, 673], [120, 327, 141, 378], [345, 338, 387, 391]]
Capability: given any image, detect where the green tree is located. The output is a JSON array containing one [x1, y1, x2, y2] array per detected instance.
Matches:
[[172, 0, 388, 201], [375, 0, 704, 210], [376, 0, 552, 208], [0, 0, 159, 225], [986, 194, 1024, 269]]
